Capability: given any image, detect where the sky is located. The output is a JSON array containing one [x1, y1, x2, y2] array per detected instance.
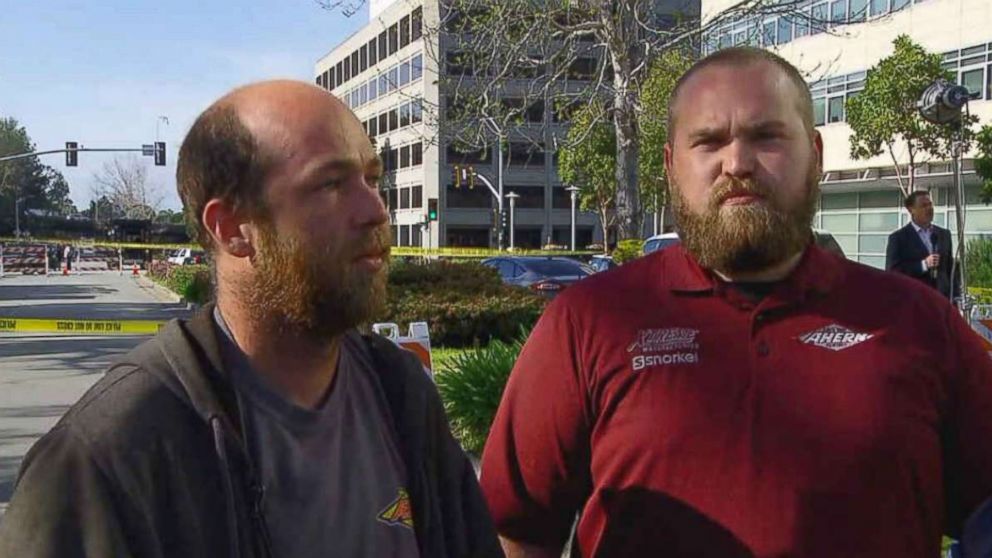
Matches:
[[0, 0, 370, 211]]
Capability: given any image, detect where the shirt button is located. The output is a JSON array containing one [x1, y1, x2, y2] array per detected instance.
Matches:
[[755, 313, 765, 323], [757, 341, 770, 357]]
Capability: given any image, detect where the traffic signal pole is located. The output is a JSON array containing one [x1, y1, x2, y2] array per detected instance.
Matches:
[[0, 143, 167, 166]]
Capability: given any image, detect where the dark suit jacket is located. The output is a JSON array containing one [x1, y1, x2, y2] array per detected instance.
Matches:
[[885, 222, 960, 300]]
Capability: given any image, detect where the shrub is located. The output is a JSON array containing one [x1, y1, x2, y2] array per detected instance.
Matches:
[[149, 262, 213, 305], [376, 260, 547, 347], [436, 328, 529, 454], [966, 237, 992, 289], [613, 239, 644, 265]]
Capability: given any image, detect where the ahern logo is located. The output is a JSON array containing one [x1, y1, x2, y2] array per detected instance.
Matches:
[[798, 324, 874, 351]]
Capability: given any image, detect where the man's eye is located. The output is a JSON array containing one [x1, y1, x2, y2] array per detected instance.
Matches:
[[324, 178, 344, 189], [366, 174, 382, 187]]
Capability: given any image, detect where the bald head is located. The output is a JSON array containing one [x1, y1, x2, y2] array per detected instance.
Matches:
[[177, 80, 369, 248]]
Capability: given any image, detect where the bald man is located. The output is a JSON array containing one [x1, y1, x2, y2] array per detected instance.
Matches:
[[0, 81, 502, 558]]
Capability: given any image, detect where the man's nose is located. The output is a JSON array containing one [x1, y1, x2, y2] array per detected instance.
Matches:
[[353, 179, 389, 229], [722, 139, 756, 179]]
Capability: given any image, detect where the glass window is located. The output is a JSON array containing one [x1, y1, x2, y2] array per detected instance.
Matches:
[[388, 188, 398, 210], [399, 103, 410, 127], [389, 24, 399, 55], [344, 56, 351, 81], [811, 3, 828, 33], [328, 69, 336, 90], [351, 89, 360, 107], [411, 99, 422, 123], [813, 97, 826, 126], [400, 60, 411, 85], [400, 224, 410, 244], [368, 39, 378, 66], [388, 67, 398, 92], [378, 113, 388, 135], [794, 16, 809, 38], [821, 213, 858, 232], [412, 184, 423, 208], [368, 78, 378, 101], [858, 234, 889, 253], [378, 31, 388, 61], [360, 45, 368, 73], [400, 145, 411, 168], [400, 15, 410, 48], [379, 74, 388, 96], [359, 83, 368, 105], [859, 212, 900, 232], [336, 61, 343, 85], [411, 224, 421, 247], [988, 63, 992, 100], [849, 0, 868, 21], [828, 234, 857, 255], [389, 109, 398, 131], [869, 0, 888, 16], [777, 17, 793, 43], [859, 255, 885, 269], [827, 96, 845, 123], [830, 0, 847, 23], [351, 51, 359, 76], [891, 0, 910, 9], [368, 117, 378, 137], [860, 190, 900, 208], [412, 142, 423, 166], [412, 7, 423, 41], [400, 189, 410, 210], [961, 67, 984, 99], [822, 192, 859, 209], [411, 54, 423, 81], [763, 21, 777, 46]]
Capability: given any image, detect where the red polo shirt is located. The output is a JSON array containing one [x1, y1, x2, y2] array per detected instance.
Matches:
[[480, 245, 992, 557]]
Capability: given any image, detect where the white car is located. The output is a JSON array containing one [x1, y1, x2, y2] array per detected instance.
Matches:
[[641, 229, 846, 258], [167, 248, 206, 265]]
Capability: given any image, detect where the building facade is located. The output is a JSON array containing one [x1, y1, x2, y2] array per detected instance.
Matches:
[[315, 0, 605, 249], [702, 0, 992, 269]]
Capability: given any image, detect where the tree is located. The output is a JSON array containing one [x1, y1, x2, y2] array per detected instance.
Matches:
[[639, 48, 693, 222], [846, 35, 977, 198], [975, 125, 992, 205], [558, 99, 618, 253], [0, 116, 74, 233], [155, 208, 187, 225], [91, 155, 162, 221]]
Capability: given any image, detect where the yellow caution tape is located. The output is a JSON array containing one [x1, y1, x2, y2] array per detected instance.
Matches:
[[0, 317, 166, 335]]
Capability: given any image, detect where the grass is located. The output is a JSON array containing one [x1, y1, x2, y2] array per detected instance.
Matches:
[[432, 346, 472, 375]]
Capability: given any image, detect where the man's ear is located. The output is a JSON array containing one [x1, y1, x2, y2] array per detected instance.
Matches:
[[813, 130, 824, 174], [202, 199, 255, 258], [664, 141, 674, 183]]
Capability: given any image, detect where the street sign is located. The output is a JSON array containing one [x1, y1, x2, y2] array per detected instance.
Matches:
[[142, 144, 155, 156]]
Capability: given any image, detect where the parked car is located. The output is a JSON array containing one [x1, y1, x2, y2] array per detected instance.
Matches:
[[481, 256, 594, 297], [167, 248, 206, 265], [588, 255, 617, 273], [642, 229, 846, 258], [642, 232, 681, 255]]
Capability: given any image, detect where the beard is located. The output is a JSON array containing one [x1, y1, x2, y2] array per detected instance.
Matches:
[[671, 163, 820, 274], [243, 221, 391, 340]]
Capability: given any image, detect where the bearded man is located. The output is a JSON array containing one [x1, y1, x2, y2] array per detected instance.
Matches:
[[0, 81, 502, 558], [479, 48, 992, 558]]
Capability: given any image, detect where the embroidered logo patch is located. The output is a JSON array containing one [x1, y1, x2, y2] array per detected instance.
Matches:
[[627, 327, 700, 371], [378, 488, 415, 529], [798, 324, 873, 351]]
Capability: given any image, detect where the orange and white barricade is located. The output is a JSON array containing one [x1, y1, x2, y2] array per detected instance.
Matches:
[[372, 321, 434, 379], [0, 243, 48, 275], [970, 304, 992, 359]]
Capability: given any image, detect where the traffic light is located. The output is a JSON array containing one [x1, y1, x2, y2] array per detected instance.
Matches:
[[154, 142, 166, 166], [428, 198, 438, 221], [65, 142, 78, 167]]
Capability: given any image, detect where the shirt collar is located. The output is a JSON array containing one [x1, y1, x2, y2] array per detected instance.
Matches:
[[668, 243, 841, 299], [911, 221, 931, 234]]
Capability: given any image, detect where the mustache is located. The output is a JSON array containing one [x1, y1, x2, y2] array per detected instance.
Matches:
[[709, 177, 770, 207], [352, 225, 392, 260]]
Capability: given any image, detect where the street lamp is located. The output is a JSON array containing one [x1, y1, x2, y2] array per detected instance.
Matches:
[[566, 185, 580, 251], [505, 191, 520, 251]]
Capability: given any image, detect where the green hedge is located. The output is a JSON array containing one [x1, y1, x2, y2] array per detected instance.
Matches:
[[613, 239, 644, 265], [376, 260, 547, 347], [966, 237, 992, 289], [149, 262, 213, 305]]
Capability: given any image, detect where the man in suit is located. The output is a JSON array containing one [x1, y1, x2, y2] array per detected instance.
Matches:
[[886, 190, 959, 301]]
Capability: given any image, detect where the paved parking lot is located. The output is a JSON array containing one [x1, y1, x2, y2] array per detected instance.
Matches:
[[0, 272, 192, 516]]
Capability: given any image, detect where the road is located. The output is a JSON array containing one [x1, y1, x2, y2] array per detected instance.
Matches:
[[0, 271, 192, 516]]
